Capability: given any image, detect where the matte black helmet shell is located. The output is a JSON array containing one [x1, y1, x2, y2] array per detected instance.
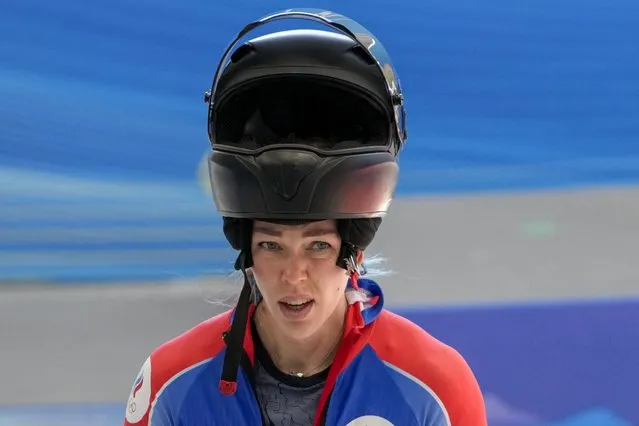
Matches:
[[202, 9, 408, 221]]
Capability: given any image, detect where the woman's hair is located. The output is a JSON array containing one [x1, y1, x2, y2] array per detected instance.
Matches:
[[198, 251, 394, 309], [359, 252, 395, 278]]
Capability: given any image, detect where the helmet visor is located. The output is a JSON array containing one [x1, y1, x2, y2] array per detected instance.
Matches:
[[213, 76, 390, 152]]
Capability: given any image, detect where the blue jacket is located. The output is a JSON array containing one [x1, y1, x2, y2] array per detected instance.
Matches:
[[123, 278, 487, 425]]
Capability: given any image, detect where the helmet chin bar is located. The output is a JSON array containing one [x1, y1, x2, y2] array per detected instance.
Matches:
[[204, 8, 407, 146]]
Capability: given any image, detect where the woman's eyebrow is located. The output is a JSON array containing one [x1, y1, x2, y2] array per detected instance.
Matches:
[[252, 224, 281, 236], [302, 229, 337, 237]]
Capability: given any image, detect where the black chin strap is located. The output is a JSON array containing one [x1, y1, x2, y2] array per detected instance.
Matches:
[[219, 250, 252, 396]]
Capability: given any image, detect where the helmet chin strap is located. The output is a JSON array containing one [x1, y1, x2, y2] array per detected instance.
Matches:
[[219, 250, 252, 396]]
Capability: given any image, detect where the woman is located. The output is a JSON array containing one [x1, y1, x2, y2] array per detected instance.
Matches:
[[124, 9, 487, 426]]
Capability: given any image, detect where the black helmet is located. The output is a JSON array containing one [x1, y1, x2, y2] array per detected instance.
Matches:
[[202, 9, 407, 254], [205, 9, 408, 396]]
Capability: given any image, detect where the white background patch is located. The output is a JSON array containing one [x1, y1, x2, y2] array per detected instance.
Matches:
[[125, 356, 152, 424], [346, 415, 395, 426]]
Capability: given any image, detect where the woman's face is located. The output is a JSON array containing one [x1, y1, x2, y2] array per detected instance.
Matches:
[[251, 219, 349, 341]]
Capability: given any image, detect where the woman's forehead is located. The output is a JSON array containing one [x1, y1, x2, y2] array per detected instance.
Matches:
[[253, 219, 338, 235]]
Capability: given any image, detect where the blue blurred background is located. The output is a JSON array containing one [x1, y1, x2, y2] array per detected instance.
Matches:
[[1, 0, 638, 425]]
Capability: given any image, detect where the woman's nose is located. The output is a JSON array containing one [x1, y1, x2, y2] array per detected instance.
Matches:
[[281, 252, 308, 285]]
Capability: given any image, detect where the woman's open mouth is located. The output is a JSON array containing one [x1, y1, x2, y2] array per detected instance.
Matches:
[[278, 299, 314, 319]]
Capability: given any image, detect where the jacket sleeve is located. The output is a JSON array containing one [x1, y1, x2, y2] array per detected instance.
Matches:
[[123, 355, 173, 426], [434, 347, 487, 426]]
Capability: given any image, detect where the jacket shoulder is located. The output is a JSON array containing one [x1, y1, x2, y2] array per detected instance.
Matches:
[[150, 308, 232, 383], [368, 309, 487, 426], [123, 309, 233, 425]]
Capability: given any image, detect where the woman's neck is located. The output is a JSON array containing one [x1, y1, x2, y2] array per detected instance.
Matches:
[[254, 298, 347, 376]]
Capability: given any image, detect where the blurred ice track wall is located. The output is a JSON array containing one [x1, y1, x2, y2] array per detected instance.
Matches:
[[2, 0, 639, 282], [1, 0, 638, 425]]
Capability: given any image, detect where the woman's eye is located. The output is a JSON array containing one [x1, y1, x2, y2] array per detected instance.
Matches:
[[258, 241, 280, 251], [310, 241, 331, 251]]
